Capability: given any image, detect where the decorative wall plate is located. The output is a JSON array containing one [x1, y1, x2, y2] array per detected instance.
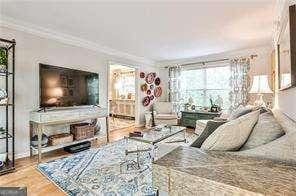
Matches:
[[140, 72, 145, 78], [149, 84, 154, 90], [150, 95, 154, 101], [154, 86, 162, 97], [145, 73, 155, 84], [155, 77, 161, 86], [146, 89, 151, 95], [140, 83, 148, 92], [142, 96, 150, 106]]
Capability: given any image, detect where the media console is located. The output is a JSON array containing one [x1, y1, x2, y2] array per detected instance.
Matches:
[[29, 106, 109, 163]]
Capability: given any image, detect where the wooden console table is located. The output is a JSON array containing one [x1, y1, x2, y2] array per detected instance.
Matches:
[[181, 110, 221, 128], [30, 106, 108, 163]]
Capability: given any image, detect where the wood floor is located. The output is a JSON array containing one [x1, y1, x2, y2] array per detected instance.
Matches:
[[0, 126, 140, 196]]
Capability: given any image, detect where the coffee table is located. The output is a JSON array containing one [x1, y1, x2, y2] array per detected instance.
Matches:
[[124, 125, 187, 161]]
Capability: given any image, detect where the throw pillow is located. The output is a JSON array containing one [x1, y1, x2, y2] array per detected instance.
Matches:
[[229, 105, 253, 120], [201, 110, 260, 151], [191, 120, 226, 148], [240, 112, 285, 150]]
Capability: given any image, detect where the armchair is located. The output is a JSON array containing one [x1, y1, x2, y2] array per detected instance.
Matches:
[[154, 102, 178, 126]]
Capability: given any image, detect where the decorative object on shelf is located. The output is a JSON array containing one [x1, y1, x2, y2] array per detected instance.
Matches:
[[155, 77, 161, 86], [0, 97, 8, 105], [0, 88, 7, 101], [210, 98, 221, 112], [140, 72, 145, 78], [142, 96, 150, 106], [146, 89, 151, 95], [140, 83, 148, 92], [215, 95, 223, 109], [145, 72, 155, 84], [0, 48, 7, 72], [70, 123, 95, 140], [0, 153, 6, 163], [31, 134, 49, 147], [0, 127, 5, 134], [249, 75, 273, 107], [90, 119, 101, 135], [48, 133, 73, 146], [154, 86, 162, 97]]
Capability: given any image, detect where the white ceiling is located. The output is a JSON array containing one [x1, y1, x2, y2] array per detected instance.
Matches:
[[0, 1, 276, 63]]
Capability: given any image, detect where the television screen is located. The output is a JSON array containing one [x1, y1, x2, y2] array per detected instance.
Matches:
[[40, 64, 99, 107]]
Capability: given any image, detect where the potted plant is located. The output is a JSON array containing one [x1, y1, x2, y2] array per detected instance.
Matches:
[[0, 48, 7, 72]]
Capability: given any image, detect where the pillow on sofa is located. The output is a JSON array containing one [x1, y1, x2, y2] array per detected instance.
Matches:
[[229, 105, 253, 120], [240, 112, 285, 150], [201, 110, 260, 151], [191, 120, 226, 148]]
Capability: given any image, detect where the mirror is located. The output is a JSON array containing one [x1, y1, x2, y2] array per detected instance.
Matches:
[[279, 5, 296, 90]]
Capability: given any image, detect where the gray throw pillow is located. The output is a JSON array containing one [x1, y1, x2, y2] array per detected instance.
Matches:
[[229, 105, 253, 120], [240, 112, 285, 150], [191, 120, 226, 148]]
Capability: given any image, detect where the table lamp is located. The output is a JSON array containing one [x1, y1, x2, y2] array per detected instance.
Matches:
[[249, 75, 273, 107]]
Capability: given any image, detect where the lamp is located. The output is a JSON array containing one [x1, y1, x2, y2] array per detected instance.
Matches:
[[249, 75, 273, 107]]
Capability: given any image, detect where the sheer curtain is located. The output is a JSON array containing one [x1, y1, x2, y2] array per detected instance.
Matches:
[[168, 66, 182, 115], [229, 58, 251, 111]]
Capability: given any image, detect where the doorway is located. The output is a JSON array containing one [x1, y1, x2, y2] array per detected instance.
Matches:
[[108, 64, 136, 131]]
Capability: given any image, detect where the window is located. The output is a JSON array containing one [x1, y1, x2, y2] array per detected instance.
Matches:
[[180, 65, 231, 109]]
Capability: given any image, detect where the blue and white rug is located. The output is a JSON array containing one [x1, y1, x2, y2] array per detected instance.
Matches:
[[38, 139, 159, 196], [37, 134, 196, 196]]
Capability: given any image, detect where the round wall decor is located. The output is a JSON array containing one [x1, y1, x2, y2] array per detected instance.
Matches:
[[154, 86, 162, 97], [155, 77, 161, 86], [140, 72, 145, 78], [142, 96, 150, 106], [145, 73, 155, 84], [140, 83, 148, 92]]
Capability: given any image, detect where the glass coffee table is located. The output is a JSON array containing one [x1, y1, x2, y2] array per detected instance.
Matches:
[[124, 125, 187, 161]]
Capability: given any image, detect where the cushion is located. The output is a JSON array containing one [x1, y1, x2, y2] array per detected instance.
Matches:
[[240, 112, 285, 150], [201, 110, 260, 151], [155, 114, 178, 120], [154, 102, 172, 114], [229, 105, 253, 120], [191, 120, 226, 148]]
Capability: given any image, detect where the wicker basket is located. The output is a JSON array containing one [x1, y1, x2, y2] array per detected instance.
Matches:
[[70, 123, 95, 140], [48, 133, 73, 146]]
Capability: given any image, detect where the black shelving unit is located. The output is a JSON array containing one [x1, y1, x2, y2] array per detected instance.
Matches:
[[0, 38, 15, 175]]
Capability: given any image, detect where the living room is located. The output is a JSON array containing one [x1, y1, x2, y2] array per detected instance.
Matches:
[[0, 0, 296, 195]]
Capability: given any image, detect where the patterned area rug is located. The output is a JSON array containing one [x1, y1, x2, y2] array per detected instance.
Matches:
[[37, 133, 197, 196]]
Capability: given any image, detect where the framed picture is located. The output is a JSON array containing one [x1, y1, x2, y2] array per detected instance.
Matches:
[[60, 75, 68, 87]]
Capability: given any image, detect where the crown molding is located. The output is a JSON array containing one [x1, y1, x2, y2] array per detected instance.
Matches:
[[0, 16, 155, 65]]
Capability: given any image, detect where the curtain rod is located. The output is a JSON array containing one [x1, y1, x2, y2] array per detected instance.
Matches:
[[164, 54, 258, 68]]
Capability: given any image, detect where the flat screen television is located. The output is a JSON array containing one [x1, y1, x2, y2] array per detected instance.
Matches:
[[39, 64, 99, 108]]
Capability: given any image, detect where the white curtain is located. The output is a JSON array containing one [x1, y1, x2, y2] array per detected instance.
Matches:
[[168, 66, 182, 115], [229, 58, 251, 111]]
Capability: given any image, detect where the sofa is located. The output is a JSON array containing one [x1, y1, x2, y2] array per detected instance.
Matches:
[[153, 109, 296, 195]]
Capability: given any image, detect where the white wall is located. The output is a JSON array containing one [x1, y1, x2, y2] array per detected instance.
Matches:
[[0, 27, 157, 158], [157, 46, 274, 106]]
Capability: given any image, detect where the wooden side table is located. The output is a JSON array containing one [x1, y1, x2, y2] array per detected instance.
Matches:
[[181, 110, 221, 128]]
